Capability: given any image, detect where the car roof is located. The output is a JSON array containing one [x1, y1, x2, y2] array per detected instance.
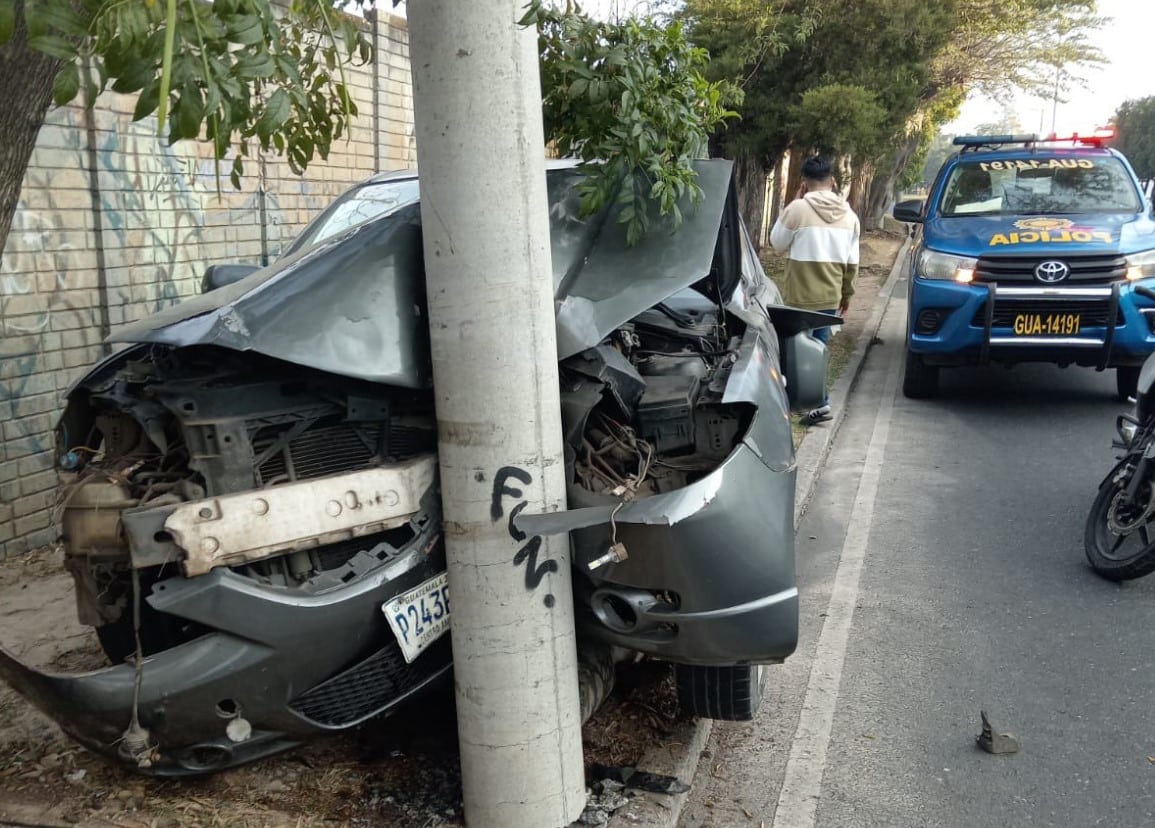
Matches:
[[364, 158, 582, 186]]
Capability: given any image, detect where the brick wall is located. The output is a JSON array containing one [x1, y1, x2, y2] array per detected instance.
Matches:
[[0, 12, 416, 558]]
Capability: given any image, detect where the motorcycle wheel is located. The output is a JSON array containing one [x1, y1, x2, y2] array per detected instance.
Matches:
[[1084, 476, 1155, 581]]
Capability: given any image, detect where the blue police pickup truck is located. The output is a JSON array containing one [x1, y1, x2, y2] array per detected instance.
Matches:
[[893, 131, 1155, 399]]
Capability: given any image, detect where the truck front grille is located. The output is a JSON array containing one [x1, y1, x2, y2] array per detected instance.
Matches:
[[975, 254, 1126, 285], [971, 299, 1121, 328]]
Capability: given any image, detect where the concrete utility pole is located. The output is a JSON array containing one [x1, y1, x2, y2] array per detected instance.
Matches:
[[407, 3, 586, 827]]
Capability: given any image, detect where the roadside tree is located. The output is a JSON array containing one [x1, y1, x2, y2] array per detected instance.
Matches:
[[683, 0, 1105, 231], [1112, 96, 1155, 180]]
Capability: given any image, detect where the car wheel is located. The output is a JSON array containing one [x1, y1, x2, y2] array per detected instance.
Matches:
[[1117, 366, 1141, 402], [902, 348, 939, 399], [674, 663, 766, 721]]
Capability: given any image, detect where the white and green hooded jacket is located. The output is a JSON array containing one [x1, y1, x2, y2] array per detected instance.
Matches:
[[769, 190, 860, 312]]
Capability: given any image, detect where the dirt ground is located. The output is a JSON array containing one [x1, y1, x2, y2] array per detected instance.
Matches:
[[827, 229, 907, 382], [0, 232, 905, 827]]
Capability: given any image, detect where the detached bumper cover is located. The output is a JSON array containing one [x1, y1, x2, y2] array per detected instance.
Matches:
[[0, 522, 450, 777]]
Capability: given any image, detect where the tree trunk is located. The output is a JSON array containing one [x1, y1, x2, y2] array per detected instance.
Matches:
[[766, 153, 784, 231], [846, 161, 873, 216], [733, 149, 769, 252], [0, 1, 62, 255], [864, 132, 921, 229], [784, 149, 803, 212]]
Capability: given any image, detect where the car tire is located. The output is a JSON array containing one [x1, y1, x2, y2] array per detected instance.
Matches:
[[675, 663, 766, 721], [902, 349, 939, 399], [1117, 366, 1141, 402]]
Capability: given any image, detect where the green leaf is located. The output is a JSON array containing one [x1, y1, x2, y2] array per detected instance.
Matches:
[[225, 14, 265, 46], [110, 60, 154, 95], [133, 81, 160, 121], [172, 85, 204, 141], [256, 88, 291, 139], [27, 34, 77, 61], [30, 0, 94, 40], [0, 0, 14, 43], [234, 52, 276, 78], [52, 63, 80, 106]]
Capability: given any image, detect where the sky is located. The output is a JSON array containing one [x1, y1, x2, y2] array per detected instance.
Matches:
[[946, 0, 1153, 136]]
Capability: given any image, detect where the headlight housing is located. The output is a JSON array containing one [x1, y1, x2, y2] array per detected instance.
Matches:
[[916, 248, 978, 283], [1125, 248, 1155, 280]]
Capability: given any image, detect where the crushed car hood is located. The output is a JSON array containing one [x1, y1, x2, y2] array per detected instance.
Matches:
[[109, 160, 735, 383]]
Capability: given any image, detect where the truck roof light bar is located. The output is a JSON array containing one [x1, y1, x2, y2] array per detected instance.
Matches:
[[1040, 126, 1116, 147], [953, 134, 1039, 150], [953, 126, 1116, 152]]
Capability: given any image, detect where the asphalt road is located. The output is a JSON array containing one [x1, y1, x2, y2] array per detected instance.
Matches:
[[680, 283, 1155, 828]]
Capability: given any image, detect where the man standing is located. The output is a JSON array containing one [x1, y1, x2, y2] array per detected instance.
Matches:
[[769, 155, 860, 424]]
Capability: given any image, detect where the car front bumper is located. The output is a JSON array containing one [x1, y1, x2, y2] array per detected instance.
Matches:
[[0, 522, 450, 777]]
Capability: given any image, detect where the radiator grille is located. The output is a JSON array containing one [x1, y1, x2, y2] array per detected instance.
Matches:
[[253, 423, 435, 486], [289, 637, 451, 727]]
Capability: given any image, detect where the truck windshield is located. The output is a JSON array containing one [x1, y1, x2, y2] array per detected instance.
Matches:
[[939, 156, 1141, 217]]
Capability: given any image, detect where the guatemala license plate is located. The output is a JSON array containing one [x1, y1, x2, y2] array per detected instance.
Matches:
[[383, 572, 451, 663], [1012, 312, 1080, 336]]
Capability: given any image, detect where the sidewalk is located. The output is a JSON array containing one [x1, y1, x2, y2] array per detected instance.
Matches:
[[606, 235, 911, 828]]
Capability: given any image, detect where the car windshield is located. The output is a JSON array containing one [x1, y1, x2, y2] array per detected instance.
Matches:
[[291, 179, 421, 250], [939, 155, 1141, 217]]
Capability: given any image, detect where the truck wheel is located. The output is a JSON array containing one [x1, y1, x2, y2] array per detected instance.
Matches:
[[1117, 366, 1141, 402], [674, 663, 766, 721], [902, 349, 939, 399]]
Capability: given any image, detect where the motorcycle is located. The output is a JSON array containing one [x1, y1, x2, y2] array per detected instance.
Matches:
[[1086, 284, 1155, 580]]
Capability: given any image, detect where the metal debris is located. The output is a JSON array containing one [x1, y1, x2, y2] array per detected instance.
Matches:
[[977, 710, 1020, 755], [590, 763, 690, 795]]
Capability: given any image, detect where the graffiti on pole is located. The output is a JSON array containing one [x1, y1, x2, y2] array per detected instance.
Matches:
[[490, 465, 559, 608]]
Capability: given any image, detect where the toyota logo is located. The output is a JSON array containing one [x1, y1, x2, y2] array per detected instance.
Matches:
[[1034, 260, 1070, 283]]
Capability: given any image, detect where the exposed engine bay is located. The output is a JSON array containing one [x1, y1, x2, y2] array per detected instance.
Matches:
[[564, 299, 745, 503], [57, 346, 440, 660]]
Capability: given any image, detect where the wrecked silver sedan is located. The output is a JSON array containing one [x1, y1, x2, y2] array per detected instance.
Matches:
[[0, 160, 831, 776]]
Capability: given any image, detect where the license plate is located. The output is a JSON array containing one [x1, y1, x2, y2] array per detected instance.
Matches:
[[383, 573, 450, 663], [1012, 312, 1080, 336]]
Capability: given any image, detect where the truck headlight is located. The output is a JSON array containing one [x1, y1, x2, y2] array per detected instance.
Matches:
[[1125, 248, 1155, 280], [916, 248, 978, 283]]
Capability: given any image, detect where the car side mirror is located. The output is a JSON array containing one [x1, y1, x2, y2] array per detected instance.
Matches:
[[201, 263, 260, 293], [892, 199, 925, 224], [782, 331, 829, 410]]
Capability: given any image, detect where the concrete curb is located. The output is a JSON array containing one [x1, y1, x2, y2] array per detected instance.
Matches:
[[607, 235, 911, 828]]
